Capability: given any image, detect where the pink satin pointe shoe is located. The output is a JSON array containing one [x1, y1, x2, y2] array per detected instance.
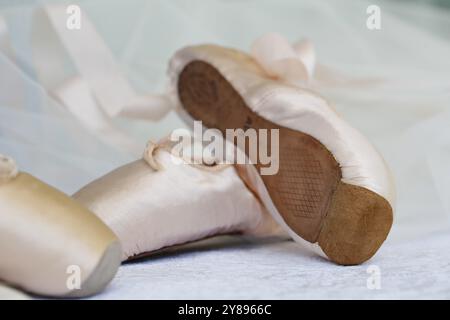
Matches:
[[167, 34, 396, 265], [0, 155, 121, 297], [28, 8, 394, 265], [73, 136, 283, 261]]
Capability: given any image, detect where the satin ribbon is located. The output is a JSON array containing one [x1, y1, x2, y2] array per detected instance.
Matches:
[[251, 32, 316, 87], [26, 5, 366, 157], [32, 5, 173, 119]]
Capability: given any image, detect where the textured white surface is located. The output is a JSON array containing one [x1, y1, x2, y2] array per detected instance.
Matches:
[[0, 283, 29, 300], [92, 231, 450, 300]]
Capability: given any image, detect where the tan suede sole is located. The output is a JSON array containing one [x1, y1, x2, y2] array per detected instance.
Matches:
[[177, 60, 393, 265]]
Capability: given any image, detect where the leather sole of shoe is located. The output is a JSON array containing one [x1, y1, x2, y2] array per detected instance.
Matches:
[[177, 60, 393, 265]]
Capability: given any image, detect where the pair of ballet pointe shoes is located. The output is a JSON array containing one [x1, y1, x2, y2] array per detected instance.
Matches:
[[76, 35, 394, 264], [0, 35, 394, 298]]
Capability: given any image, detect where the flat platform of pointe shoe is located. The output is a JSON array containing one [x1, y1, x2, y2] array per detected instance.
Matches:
[[168, 34, 395, 265], [0, 155, 121, 297]]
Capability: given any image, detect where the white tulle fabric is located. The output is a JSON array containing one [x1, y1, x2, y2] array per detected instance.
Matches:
[[168, 43, 396, 208], [251, 33, 316, 87], [74, 146, 282, 260]]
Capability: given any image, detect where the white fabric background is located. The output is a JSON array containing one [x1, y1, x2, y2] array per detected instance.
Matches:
[[0, 0, 449, 299]]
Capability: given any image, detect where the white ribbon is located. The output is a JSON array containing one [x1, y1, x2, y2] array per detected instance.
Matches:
[[251, 32, 316, 87]]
